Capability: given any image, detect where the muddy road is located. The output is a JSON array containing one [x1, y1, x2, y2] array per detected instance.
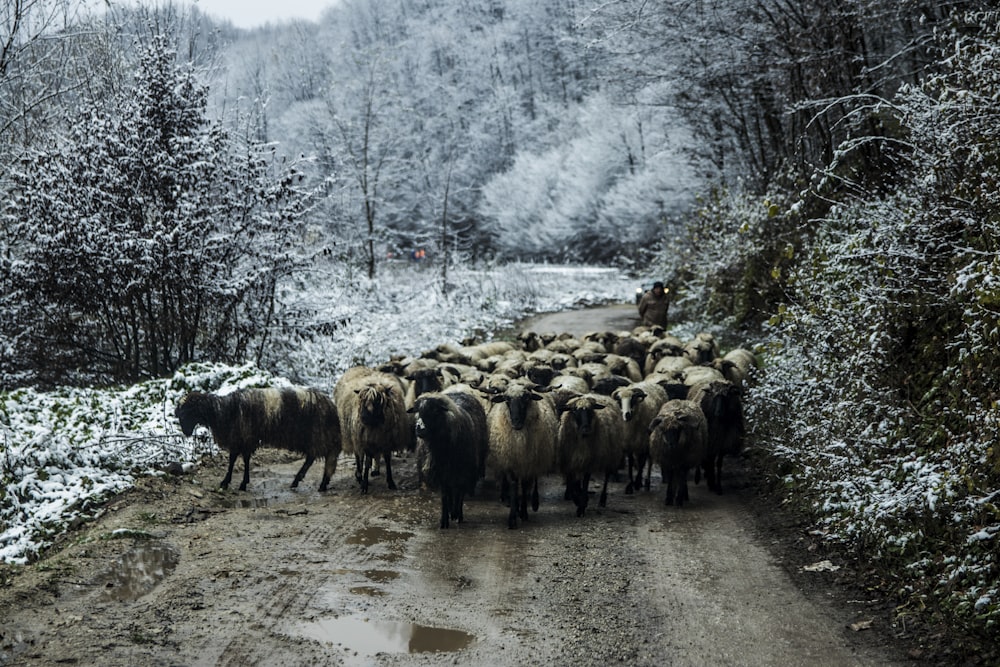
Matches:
[[0, 307, 914, 667]]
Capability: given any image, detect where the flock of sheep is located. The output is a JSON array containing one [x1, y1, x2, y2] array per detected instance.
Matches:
[[174, 325, 757, 529]]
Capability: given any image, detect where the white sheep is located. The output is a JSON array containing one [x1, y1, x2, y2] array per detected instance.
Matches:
[[556, 393, 625, 517], [484, 381, 559, 529], [334, 366, 411, 494], [611, 381, 669, 493]]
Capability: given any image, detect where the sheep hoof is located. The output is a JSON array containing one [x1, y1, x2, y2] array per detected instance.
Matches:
[[625, 484, 634, 495]]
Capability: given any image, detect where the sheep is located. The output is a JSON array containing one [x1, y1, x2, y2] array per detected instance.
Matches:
[[644, 371, 692, 401], [652, 355, 692, 375], [590, 374, 632, 396], [556, 393, 625, 517], [713, 348, 760, 386], [334, 366, 411, 494], [405, 365, 454, 408], [647, 400, 708, 507], [484, 381, 559, 529], [604, 353, 643, 382], [408, 391, 489, 528], [583, 330, 619, 352], [682, 365, 726, 387], [547, 373, 590, 395], [175, 387, 341, 492], [611, 381, 669, 493], [518, 331, 543, 351], [687, 379, 745, 493], [684, 332, 720, 364], [613, 334, 648, 369], [643, 336, 687, 376]]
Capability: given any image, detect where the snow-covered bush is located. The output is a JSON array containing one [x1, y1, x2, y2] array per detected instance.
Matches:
[[746, 11, 1000, 635]]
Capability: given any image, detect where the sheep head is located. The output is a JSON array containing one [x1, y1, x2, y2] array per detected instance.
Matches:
[[355, 383, 392, 427], [612, 386, 646, 422], [409, 394, 449, 439], [559, 396, 606, 436], [175, 391, 215, 436], [491, 384, 543, 430]]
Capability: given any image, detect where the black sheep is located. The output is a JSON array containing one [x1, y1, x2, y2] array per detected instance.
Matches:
[[408, 390, 489, 528], [175, 387, 342, 492]]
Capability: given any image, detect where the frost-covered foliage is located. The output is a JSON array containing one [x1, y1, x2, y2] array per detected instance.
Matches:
[[478, 95, 700, 263], [0, 263, 632, 565], [264, 260, 633, 389], [745, 11, 1000, 636], [0, 34, 314, 387]]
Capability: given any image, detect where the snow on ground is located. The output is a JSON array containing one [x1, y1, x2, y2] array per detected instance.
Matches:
[[0, 262, 634, 564]]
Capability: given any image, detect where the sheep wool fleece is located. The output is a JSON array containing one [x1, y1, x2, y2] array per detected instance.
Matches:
[[638, 290, 669, 327]]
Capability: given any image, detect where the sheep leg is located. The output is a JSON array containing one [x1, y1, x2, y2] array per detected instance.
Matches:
[[319, 454, 338, 492], [676, 468, 690, 507], [714, 454, 724, 494], [292, 455, 315, 489], [220, 449, 239, 490], [360, 454, 372, 494], [664, 467, 675, 506], [383, 453, 397, 490], [354, 454, 364, 486], [518, 479, 530, 520], [576, 473, 591, 517], [625, 454, 636, 494], [439, 488, 451, 529], [371, 459, 381, 477], [506, 473, 519, 529], [530, 478, 540, 512], [238, 451, 252, 491], [598, 470, 611, 508], [451, 490, 464, 524], [643, 456, 653, 491]]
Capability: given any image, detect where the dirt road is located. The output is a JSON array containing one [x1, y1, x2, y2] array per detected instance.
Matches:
[[0, 307, 914, 667]]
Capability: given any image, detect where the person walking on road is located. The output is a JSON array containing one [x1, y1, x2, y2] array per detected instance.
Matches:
[[637, 281, 669, 327]]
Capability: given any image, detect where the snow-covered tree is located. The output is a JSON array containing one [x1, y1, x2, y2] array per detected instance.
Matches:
[[1, 34, 312, 386]]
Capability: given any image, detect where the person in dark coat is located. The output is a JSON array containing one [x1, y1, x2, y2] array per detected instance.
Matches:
[[637, 281, 669, 327]]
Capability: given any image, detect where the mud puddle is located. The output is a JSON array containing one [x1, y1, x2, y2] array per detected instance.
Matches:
[[292, 614, 476, 659], [98, 542, 180, 601]]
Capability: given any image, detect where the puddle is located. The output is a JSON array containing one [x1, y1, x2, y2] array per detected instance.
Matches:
[[345, 526, 414, 547], [363, 569, 400, 583], [348, 585, 386, 597], [294, 614, 476, 656], [346, 526, 414, 563], [99, 542, 180, 601]]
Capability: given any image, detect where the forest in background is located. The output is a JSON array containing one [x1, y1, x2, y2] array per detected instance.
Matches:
[[1, 0, 999, 650]]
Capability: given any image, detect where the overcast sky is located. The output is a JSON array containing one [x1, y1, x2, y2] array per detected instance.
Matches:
[[191, 0, 335, 29]]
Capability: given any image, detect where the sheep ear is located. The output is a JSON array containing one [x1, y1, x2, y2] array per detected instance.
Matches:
[[406, 405, 418, 414], [490, 394, 507, 404], [528, 392, 543, 401], [648, 418, 661, 433], [593, 403, 605, 410], [633, 388, 646, 400]]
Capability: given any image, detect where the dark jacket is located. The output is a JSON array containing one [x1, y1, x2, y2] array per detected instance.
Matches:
[[638, 289, 669, 327]]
